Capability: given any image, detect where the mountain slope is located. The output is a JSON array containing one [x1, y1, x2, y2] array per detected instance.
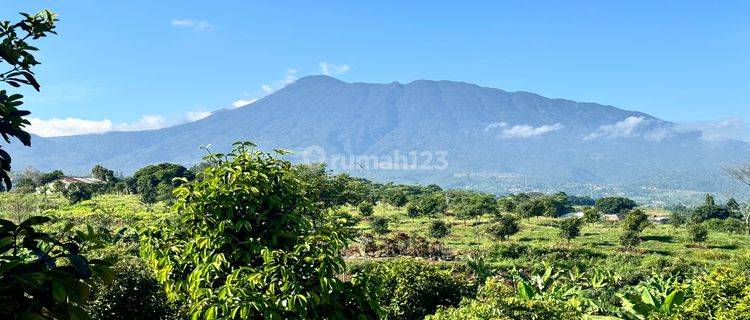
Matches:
[[8, 75, 750, 196]]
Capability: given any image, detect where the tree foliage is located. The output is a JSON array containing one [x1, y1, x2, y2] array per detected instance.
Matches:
[[558, 218, 583, 242], [140, 142, 375, 319], [358, 201, 374, 217], [429, 220, 450, 239], [687, 223, 708, 244], [487, 215, 519, 241], [595, 196, 637, 217], [0, 216, 113, 319], [132, 163, 193, 203], [359, 258, 471, 320], [0, 10, 58, 191]]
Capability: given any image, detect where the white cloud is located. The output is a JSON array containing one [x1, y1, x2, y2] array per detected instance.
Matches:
[[29, 111, 213, 137], [28, 117, 114, 137], [231, 99, 257, 108], [319, 62, 351, 76], [484, 122, 508, 132], [114, 115, 167, 131], [186, 111, 211, 121], [171, 19, 213, 31], [644, 127, 673, 142], [484, 122, 563, 139], [501, 123, 564, 139], [674, 117, 750, 141], [585, 116, 646, 140]]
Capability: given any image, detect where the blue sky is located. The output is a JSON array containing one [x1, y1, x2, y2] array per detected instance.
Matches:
[[2, 1, 750, 139]]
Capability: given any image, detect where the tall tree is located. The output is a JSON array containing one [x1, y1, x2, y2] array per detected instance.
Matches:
[[0, 10, 58, 190]]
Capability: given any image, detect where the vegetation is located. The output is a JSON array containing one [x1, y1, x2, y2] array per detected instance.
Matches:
[[428, 220, 450, 239], [595, 196, 638, 217], [0, 10, 57, 190], [487, 214, 519, 241], [2, 143, 750, 319], [558, 217, 583, 242], [141, 142, 375, 319]]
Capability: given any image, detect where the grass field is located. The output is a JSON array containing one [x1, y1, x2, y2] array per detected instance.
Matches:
[[349, 203, 750, 270]]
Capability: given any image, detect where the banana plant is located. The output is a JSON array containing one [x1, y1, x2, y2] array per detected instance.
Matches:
[[515, 263, 582, 302], [617, 286, 686, 319]]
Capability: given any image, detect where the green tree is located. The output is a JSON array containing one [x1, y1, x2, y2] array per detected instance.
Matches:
[[0, 10, 58, 191], [133, 163, 193, 203], [62, 183, 93, 204], [622, 209, 650, 233], [415, 192, 448, 216], [687, 223, 708, 244], [40, 169, 64, 184], [487, 215, 519, 241], [141, 142, 376, 319], [371, 216, 390, 236], [451, 192, 498, 222], [358, 201, 374, 217], [583, 207, 600, 223], [595, 197, 637, 217], [91, 164, 116, 183], [558, 218, 583, 242], [620, 229, 641, 248], [0, 216, 113, 319], [382, 187, 408, 207], [429, 220, 451, 239], [620, 209, 649, 248]]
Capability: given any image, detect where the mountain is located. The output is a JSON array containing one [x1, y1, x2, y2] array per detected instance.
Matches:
[[8, 76, 750, 200]]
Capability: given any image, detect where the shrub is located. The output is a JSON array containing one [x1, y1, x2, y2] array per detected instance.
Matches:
[[515, 195, 572, 218], [429, 220, 451, 239], [371, 216, 390, 236], [425, 276, 578, 320], [0, 216, 113, 319], [450, 192, 498, 220], [86, 257, 179, 320], [692, 205, 732, 222], [620, 229, 642, 248], [703, 217, 747, 234], [358, 201, 374, 217], [406, 203, 421, 217], [379, 233, 450, 260], [686, 224, 708, 244], [558, 218, 583, 242], [487, 215, 519, 241], [62, 183, 94, 204], [416, 192, 448, 216], [361, 258, 472, 320], [140, 142, 377, 320], [595, 196, 637, 217], [678, 268, 750, 319], [622, 209, 650, 232], [583, 207, 600, 223]]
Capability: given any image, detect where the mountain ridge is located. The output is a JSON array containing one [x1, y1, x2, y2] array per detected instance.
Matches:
[[8, 75, 749, 199]]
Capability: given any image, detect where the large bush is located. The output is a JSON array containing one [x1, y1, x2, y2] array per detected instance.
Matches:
[[487, 215, 519, 241], [141, 142, 377, 320], [132, 163, 193, 203], [426, 276, 578, 320], [359, 258, 472, 320], [0, 216, 113, 319], [595, 197, 637, 217], [677, 268, 750, 319], [86, 257, 179, 320], [702, 217, 747, 234]]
